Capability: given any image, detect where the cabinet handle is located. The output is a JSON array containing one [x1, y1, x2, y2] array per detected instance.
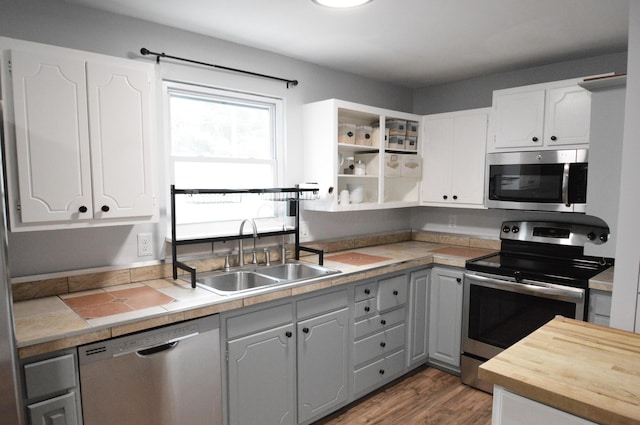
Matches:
[[453, 195, 458, 200], [443, 195, 448, 200], [379, 369, 385, 375], [550, 135, 557, 141], [364, 289, 371, 295], [364, 306, 370, 312], [78, 206, 88, 213], [456, 278, 462, 283], [286, 331, 292, 338], [303, 327, 309, 334], [532, 137, 539, 142], [380, 342, 386, 348], [381, 319, 387, 325], [101, 205, 110, 212], [393, 290, 399, 296]]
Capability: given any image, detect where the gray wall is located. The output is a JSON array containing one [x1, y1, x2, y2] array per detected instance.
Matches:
[[413, 52, 628, 114]]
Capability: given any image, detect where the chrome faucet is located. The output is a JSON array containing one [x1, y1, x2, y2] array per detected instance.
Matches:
[[238, 219, 258, 267]]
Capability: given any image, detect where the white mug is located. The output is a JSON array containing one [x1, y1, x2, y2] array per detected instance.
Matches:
[[350, 187, 364, 204], [339, 190, 350, 205]]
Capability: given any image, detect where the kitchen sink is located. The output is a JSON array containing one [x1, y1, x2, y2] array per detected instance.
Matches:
[[254, 263, 338, 281], [197, 271, 281, 294], [195, 263, 340, 295]]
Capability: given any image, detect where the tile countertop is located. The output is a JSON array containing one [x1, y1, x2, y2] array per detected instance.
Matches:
[[479, 317, 640, 425], [13, 241, 495, 359]]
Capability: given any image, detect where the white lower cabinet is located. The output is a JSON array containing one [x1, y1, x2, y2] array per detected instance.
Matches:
[[492, 386, 597, 425], [407, 268, 430, 368], [352, 273, 408, 397], [297, 291, 349, 424], [22, 350, 82, 425], [428, 267, 464, 373], [225, 303, 296, 425]]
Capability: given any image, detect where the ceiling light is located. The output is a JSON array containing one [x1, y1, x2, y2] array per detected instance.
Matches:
[[312, 0, 373, 8]]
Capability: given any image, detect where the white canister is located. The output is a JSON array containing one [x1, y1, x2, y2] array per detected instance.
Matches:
[[339, 190, 350, 205], [354, 160, 366, 176]]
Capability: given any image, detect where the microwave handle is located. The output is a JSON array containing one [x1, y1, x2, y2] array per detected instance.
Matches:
[[562, 163, 571, 207]]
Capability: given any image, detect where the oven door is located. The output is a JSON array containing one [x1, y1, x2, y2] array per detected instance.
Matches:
[[462, 271, 585, 360]]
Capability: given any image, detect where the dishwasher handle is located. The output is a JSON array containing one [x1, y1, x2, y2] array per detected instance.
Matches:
[[136, 341, 178, 357]]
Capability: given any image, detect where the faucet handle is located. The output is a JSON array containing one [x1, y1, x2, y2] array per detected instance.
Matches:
[[264, 248, 271, 266], [224, 255, 231, 272], [251, 250, 258, 265]]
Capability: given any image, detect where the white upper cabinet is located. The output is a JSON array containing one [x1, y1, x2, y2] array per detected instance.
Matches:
[[421, 108, 490, 208], [303, 99, 421, 212], [1, 39, 157, 231], [490, 78, 593, 152]]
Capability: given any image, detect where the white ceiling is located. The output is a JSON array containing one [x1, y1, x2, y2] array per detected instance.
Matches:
[[67, 0, 630, 88]]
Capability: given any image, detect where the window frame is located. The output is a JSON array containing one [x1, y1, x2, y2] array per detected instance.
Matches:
[[162, 80, 286, 236]]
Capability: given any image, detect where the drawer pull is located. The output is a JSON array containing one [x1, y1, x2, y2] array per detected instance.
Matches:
[[380, 342, 386, 348], [364, 289, 371, 295], [286, 331, 292, 338], [302, 327, 310, 334], [379, 369, 385, 375], [381, 319, 386, 325], [393, 290, 399, 296], [364, 306, 370, 312]]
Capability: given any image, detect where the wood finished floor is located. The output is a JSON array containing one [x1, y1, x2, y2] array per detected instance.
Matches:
[[313, 366, 493, 425]]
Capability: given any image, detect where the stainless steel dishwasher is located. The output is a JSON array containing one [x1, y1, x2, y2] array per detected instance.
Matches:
[[78, 315, 221, 425]]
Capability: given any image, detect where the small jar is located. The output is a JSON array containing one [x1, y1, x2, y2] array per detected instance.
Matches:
[[354, 160, 366, 176], [343, 157, 355, 174]]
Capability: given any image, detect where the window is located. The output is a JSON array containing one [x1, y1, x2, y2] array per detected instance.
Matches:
[[165, 82, 285, 235]]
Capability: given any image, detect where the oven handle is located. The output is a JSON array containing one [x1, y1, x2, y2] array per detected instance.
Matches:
[[464, 272, 584, 301], [562, 162, 571, 207]]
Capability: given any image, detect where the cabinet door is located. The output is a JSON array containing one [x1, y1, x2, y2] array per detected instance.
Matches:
[[429, 267, 463, 370], [87, 61, 155, 218], [27, 391, 78, 425], [407, 269, 429, 368], [10, 49, 93, 222], [227, 324, 295, 425], [450, 113, 488, 205], [544, 85, 591, 147], [297, 308, 349, 424], [493, 89, 545, 149], [421, 117, 453, 203]]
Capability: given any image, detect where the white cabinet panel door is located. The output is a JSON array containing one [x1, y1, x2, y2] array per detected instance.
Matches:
[[450, 113, 488, 205], [544, 85, 591, 147], [493, 89, 545, 149], [87, 61, 154, 218], [11, 50, 92, 222]]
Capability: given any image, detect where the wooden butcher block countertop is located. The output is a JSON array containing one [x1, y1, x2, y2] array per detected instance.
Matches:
[[479, 317, 640, 425]]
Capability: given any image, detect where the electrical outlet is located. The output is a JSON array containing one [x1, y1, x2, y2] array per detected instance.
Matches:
[[137, 233, 153, 256]]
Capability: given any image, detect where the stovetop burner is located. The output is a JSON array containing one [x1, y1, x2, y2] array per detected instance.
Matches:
[[466, 220, 613, 288]]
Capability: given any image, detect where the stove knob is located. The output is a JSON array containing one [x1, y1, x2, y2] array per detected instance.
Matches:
[[511, 226, 520, 234], [587, 232, 596, 241], [502, 226, 511, 233], [514, 270, 523, 282], [600, 233, 608, 242]]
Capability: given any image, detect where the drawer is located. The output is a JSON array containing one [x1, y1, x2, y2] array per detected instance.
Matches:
[[297, 289, 348, 320], [354, 323, 405, 366], [354, 281, 377, 302], [27, 391, 78, 425], [24, 353, 77, 400], [354, 307, 405, 339], [353, 350, 405, 395], [226, 303, 293, 340], [354, 298, 377, 320], [377, 275, 408, 312]]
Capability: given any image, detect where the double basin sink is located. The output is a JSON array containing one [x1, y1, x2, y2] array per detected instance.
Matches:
[[196, 263, 340, 295]]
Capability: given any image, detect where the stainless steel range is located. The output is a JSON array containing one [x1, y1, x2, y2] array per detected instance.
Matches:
[[461, 220, 613, 393]]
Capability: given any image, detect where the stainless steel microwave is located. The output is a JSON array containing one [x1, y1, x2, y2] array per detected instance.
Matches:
[[486, 149, 588, 212]]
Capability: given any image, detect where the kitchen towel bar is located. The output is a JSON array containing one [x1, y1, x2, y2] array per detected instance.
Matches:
[[140, 48, 299, 88]]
